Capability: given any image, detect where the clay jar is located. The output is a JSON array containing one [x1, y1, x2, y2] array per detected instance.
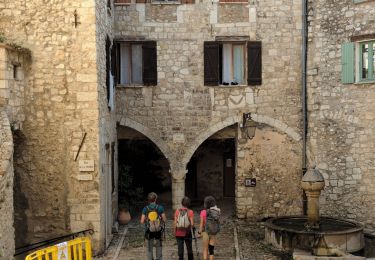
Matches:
[[118, 209, 131, 225]]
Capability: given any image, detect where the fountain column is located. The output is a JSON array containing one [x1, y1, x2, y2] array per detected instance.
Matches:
[[301, 166, 325, 229]]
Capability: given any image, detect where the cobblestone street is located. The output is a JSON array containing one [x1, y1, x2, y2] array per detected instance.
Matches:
[[94, 203, 291, 260]]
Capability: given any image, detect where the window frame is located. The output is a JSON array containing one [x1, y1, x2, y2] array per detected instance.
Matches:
[[357, 40, 375, 82], [119, 42, 144, 86], [220, 42, 247, 86]]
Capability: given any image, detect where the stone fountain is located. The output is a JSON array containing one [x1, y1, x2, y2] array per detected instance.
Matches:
[[264, 167, 364, 257]]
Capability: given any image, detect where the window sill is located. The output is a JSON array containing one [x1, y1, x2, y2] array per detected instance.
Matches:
[[206, 84, 248, 88], [151, 1, 181, 4], [353, 0, 375, 4], [114, 1, 131, 5], [219, 1, 248, 4], [354, 80, 375, 85], [116, 84, 154, 88]]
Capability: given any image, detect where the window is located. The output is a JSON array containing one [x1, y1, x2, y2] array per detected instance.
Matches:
[[341, 40, 375, 83], [222, 43, 245, 85], [13, 64, 21, 80], [204, 41, 262, 86], [359, 41, 375, 81], [114, 41, 157, 86]]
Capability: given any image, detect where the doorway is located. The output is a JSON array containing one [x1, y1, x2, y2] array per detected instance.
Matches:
[[186, 138, 235, 202]]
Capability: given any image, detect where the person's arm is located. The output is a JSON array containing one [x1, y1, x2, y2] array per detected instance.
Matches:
[[173, 210, 177, 234], [198, 215, 204, 237], [140, 213, 146, 224], [189, 210, 194, 228], [161, 212, 167, 223]]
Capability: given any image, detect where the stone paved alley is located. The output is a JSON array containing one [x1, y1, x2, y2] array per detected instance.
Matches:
[[94, 202, 291, 260]]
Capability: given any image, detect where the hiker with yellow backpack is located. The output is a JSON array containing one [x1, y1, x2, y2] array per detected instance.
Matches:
[[174, 196, 195, 260], [141, 192, 167, 260]]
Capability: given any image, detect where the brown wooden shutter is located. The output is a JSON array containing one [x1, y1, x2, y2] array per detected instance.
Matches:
[[204, 41, 220, 86], [142, 41, 157, 86], [106, 37, 111, 102], [111, 42, 119, 84], [247, 41, 262, 85]]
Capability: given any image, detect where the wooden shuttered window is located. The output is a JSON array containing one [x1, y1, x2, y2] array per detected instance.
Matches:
[[341, 42, 355, 84], [204, 41, 262, 86], [142, 41, 158, 86], [247, 41, 262, 85], [116, 41, 157, 86], [204, 41, 220, 86]]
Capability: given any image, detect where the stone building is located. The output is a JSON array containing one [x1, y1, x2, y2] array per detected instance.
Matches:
[[307, 0, 375, 230], [0, 0, 374, 257], [114, 0, 303, 219], [0, 0, 117, 254]]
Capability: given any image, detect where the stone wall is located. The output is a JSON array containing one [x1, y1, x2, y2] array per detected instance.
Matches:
[[307, 0, 375, 229], [0, 0, 115, 251], [93, 0, 116, 250], [0, 110, 14, 259], [237, 125, 302, 219], [115, 0, 304, 216]]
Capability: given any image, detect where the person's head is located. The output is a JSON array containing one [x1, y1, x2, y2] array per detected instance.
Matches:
[[181, 196, 191, 208], [147, 192, 158, 203], [204, 196, 216, 209]]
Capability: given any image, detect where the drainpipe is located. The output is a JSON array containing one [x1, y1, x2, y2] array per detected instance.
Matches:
[[302, 0, 308, 215]]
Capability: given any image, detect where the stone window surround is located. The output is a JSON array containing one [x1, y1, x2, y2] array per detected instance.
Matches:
[[350, 35, 375, 84]]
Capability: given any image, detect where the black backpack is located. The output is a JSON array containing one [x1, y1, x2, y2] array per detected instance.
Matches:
[[205, 208, 220, 235]]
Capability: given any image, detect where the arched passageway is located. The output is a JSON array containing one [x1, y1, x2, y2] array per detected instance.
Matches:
[[185, 125, 236, 211], [117, 126, 171, 215]]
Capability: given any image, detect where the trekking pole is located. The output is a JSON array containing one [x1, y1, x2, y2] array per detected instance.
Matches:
[[192, 227, 200, 260]]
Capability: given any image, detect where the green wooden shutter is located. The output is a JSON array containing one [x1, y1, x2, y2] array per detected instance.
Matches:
[[341, 42, 355, 84]]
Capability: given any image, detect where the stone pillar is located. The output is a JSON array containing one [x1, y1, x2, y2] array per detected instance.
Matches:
[[171, 170, 187, 211], [301, 167, 325, 229]]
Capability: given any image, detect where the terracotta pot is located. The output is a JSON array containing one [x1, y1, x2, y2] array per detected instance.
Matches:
[[118, 209, 131, 225]]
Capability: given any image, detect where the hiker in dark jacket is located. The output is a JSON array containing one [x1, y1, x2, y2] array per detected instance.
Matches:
[[140, 192, 167, 260], [174, 196, 195, 260]]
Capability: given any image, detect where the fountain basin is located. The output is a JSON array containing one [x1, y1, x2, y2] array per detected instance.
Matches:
[[265, 216, 364, 255]]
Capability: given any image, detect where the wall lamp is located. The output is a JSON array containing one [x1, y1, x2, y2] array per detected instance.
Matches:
[[240, 112, 257, 139]]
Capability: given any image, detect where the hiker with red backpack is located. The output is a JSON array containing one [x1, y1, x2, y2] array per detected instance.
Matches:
[[174, 196, 195, 260], [140, 192, 167, 260], [198, 196, 220, 260]]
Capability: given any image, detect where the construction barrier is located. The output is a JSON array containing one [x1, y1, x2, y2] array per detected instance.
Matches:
[[25, 237, 92, 260]]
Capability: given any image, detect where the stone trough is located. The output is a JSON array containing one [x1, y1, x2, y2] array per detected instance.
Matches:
[[264, 167, 365, 257]]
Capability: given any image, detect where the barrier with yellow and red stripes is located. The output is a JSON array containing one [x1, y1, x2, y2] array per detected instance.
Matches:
[[25, 237, 92, 260]]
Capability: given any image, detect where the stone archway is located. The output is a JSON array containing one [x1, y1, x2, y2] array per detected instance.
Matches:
[[117, 118, 173, 209], [118, 117, 171, 163], [0, 110, 15, 259], [171, 113, 302, 212], [182, 114, 301, 168]]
